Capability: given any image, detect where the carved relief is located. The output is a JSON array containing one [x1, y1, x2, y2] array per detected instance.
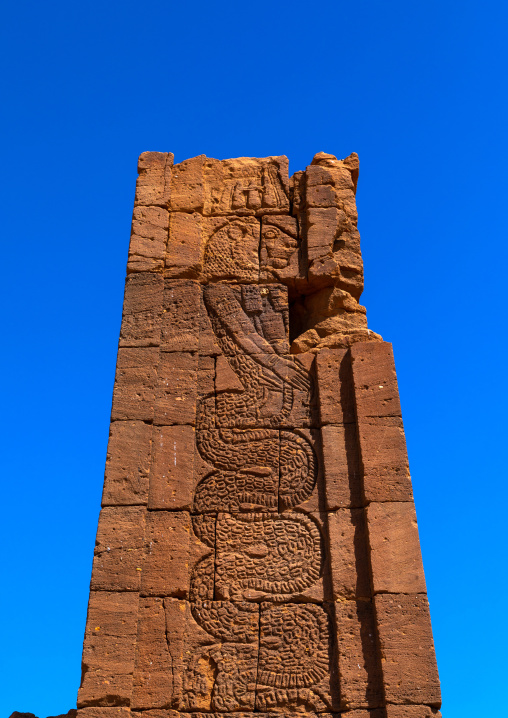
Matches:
[[203, 218, 260, 282], [214, 512, 322, 601], [204, 157, 290, 216], [260, 215, 301, 284]]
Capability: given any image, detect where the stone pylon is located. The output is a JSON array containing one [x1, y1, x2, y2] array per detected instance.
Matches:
[[76, 152, 441, 718]]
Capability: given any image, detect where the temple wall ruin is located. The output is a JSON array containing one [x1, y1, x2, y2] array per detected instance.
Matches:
[[76, 151, 441, 718]]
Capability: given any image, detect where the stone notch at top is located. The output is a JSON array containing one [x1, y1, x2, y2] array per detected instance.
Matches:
[[130, 150, 383, 353]]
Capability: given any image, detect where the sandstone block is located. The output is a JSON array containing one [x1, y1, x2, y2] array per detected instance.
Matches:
[[333, 599, 383, 710], [161, 279, 202, 352], [129, 205, 169, 267], [91, 507, 146, 592], [385, 707, 442, 718], [131, 598, 173, 709], [111, 348, 159, 422], [148, 425, 196, 509], [154, 352, 198, 425], [375, 594, 441, 707], [367, 502, 426, 594], [101, 421, 152, 506], [170, 155, 206, 212], [135, 152, 173, 208], [165, 212, 203, 278], [119, 273, 163, 347], [78, 591, 139, 707], [345, 711, 386, 718], [320, 424, 362, 509], [127, 255, 163, 273], [351, 342, 402, 418], [316, 348, 356, 424], [141, 511, 208, 597], [357, 416, 413, 502], [327, 509, 371, 599]]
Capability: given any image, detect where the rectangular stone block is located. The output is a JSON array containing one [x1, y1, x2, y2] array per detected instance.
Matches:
[[148, 425, 196, 509], [111, 348, 159, 422], [367, 502, 426, 594], [357, 416, 413, 502], [102, 421, 152, 506], [316, 348, 356, 424], [170, 155, 206, 212], [91, 507, 146, 592], [306, 207, 341, 261], [166, 211, 203, 278], [320, 423, 362, 509], [327, 509, 371, 599], [77, 591, 139, 707], [333, 600, 383, 710], [164, 598, 220, 711], [135, 151, 173, 208], [128, 205, 169, 269], [140, 511, 209, 597], [131, 597, 173, 709], [161, 279, 202, 352], [119, 273, 164, 347], [351, 341, 402, 418], [154, 352, 198, 425], [375, 594, 441, 707]]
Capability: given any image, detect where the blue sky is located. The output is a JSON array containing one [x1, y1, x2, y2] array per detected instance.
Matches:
[[1, 1, 507, 716]]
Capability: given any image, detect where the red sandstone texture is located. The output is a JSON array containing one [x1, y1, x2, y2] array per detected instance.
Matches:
[[70, 151, 440, 718]]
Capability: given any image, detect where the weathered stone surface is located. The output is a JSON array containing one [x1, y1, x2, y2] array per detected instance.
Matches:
[[316, 347, 356, 424], [140, 511, 208, 597], [102, 421, 152, 506], [166, 212, 203, 278], [128, 205, 169, 271], [91, 507, 146, 592], [148, 425, 196, 509], [357, 416, 413, 503], [111, 348, 159, 422], [131, 598, 173, 709], [170, 155, 206, 212], [78, 591, 139, 707], [135, 152, 173, 208], [161, 279, 202, 352], [327, 509, 371, 599], [333, 600, 383, 710], [320, 423, 362, 509], [375, 594, 441, 707], [154, 352, 198, 425], [119, 273, 163, 347], [385, 707, 442, 718], [367, 502, 426, 594], [351, 342, 402, 418]]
